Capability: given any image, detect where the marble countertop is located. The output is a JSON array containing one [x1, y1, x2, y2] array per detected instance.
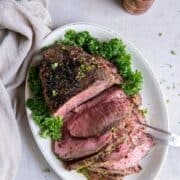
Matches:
[[16, 0, 180, 180]]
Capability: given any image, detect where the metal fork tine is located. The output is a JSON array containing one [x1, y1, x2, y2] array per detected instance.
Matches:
[[139, 122, 171, 135]]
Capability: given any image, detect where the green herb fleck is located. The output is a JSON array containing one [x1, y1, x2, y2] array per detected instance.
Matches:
[[158, 32, 163, 37], [80, 64, 86, 70], [111, 127, 116, 133], [171, 50, 176, 55], [140, 108, 148, 116], [43, 168, 51, 173], [178, 94, 180, 96], [51, 62, 58, 70], [166, 99, 170, 103], [79, 64, 95, 75], [52, 89, 58, 97], [78, 168, 90, 180]]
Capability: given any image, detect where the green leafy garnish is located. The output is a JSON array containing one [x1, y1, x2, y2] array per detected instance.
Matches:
[[26, 97, 49, 117], [40, 116, 63, 140], [26, 66, 63, 140], [61, 30, 126, 59], [59, 30, 142, 96], [113, 54, 142, 96], [28, 66, 41, 96]]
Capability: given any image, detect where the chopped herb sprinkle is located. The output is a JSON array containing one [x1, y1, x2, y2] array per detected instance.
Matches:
[[51, 62, 58, 70], [158, 32, 163, 36], [43, 168, 51, 173], [52, 89, 58, 97], [171, 50, 176, 55], [140, 108, 148, 116], [166, 99, 170, 103], [78, 168, 90, 180]]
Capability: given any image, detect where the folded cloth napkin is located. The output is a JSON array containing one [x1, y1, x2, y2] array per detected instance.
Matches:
[[0, 0, 51, 179]]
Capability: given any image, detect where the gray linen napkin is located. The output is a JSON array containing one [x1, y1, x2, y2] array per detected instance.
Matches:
[[0, 0, 51, 179]]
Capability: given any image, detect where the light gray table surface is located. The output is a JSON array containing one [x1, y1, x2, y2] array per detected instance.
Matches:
[[16, 0, 180, 180]]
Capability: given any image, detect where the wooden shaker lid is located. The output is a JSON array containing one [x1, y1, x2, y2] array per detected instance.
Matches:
[[123, 0, 155, 15]]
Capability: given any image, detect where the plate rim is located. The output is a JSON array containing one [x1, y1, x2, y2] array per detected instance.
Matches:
[[25, 22, 169, 180]]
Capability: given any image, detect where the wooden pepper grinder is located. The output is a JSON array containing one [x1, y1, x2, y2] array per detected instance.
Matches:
[[122, 0, 155, 15]]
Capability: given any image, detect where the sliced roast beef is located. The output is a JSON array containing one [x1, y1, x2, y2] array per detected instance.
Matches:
[[67, 99, 132, 138], [53, 127, 112, 161], [39, 45, 121, 117], [66, 110, 153, 173], [89, 165, 141, 176], [66, 87, 133, 137], [116, 109, 146, 133], [66, 128, 128, 170], [91, 131, 154, 171], [88, 170, 124, 180], [63, 86, 127, 122]]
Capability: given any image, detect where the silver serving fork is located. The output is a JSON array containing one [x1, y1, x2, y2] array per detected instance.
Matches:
[[139, 122, 180, 147]]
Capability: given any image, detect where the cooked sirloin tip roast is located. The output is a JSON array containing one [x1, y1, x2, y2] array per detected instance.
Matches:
[[40, 45, 121, 117], [38, 44, 154, 179]]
